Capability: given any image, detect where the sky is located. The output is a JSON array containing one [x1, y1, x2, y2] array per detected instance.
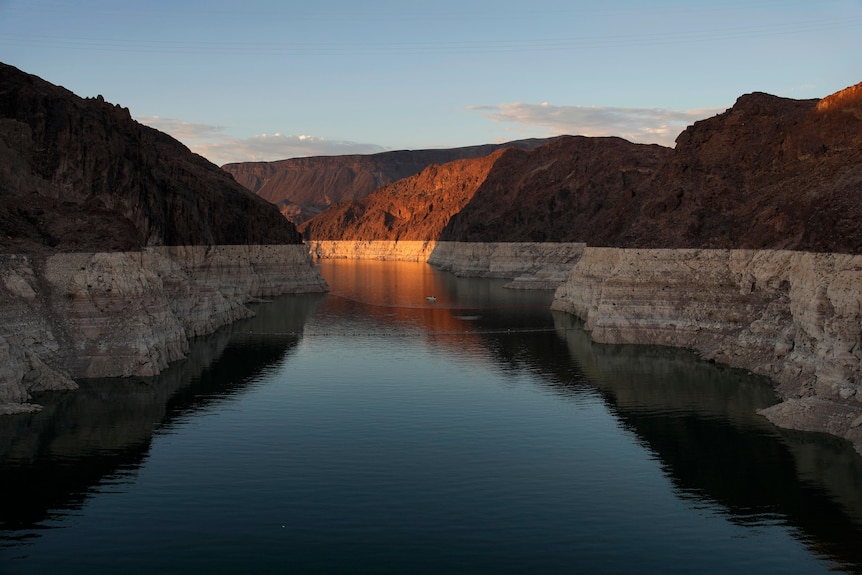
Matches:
[[1, 0, 860, 166]]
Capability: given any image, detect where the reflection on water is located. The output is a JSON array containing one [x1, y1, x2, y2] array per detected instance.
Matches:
[[0, 293, 323, 536], [1, 260, 861, 574]]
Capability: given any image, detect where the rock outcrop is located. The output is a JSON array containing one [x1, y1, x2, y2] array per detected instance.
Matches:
[[428, 242, 586, 289], [300, 151, 505, 241], [222, 138, 559, 225], [0, 63, 327, 413], [0, 62, 301, 252], [0, 245, 326, 413], [551, 248, 862, 453]]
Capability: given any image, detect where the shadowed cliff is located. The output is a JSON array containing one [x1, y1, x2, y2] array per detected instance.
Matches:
[[0, 62, 301, 253]]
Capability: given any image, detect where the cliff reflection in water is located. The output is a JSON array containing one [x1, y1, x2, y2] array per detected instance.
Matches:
[[0, 293, 324, 535], [3, 260, 862, 573], [547, 310, 862, 571]]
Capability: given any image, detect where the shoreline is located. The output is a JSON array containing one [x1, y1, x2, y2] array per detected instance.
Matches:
[[0, 244, 327, 414], [307, 240, 862, 454]]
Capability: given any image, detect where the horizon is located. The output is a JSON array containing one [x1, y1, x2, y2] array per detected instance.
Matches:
[[1, 0, 860, 166]]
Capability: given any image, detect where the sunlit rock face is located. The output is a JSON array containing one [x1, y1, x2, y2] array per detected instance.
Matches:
[[551, 248, 862, 453]]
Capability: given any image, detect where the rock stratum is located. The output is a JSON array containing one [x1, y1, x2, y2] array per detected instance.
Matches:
[[222, 138, 558, 225], [551, 248, 862, 454], [0, 63, 327, 413]]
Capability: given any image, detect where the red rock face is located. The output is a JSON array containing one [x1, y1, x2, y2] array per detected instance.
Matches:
[[303, 82, 862, 254], [0, 63, 302, 253], [222, 139, 560, 226], [300, 151, 505, 241]]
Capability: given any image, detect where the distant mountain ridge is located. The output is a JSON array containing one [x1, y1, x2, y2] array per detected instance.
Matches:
[[301, 82, 862, 254], [221, 138, 562, 225]]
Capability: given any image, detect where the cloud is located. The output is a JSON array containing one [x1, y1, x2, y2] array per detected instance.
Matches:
[[469, 102, 726, 147], [137, 116, 386, 166]]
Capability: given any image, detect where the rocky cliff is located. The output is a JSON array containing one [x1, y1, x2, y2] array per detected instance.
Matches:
[[222, 138, 558, 225], [301, 82, 862, 253], [0, 62, 301, 252], [301, 150, 506, 241], [0, 63, 327, 413], [301, 136, 672, 245], [551, 248, 862, 453]]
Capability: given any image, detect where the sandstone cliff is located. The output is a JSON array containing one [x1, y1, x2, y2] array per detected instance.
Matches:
[[0, 63, 327, 413], [222, 138, 558, 225], [551, 248, 862, 453]]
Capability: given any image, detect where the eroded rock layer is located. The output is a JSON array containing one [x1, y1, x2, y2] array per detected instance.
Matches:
[[551, 248, 862, 453], [0, 245, 327, 414]]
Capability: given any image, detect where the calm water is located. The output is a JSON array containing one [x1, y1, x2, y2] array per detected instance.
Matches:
[[2, 260, 862, 574]]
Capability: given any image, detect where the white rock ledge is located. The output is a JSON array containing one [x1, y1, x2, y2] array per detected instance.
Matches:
[[551, 247, 862, 454], [0, 244, 327, 413], [306, 240, 586, 288]]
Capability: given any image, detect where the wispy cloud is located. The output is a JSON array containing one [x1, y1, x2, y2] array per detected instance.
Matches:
[[138, 116, 386, 166], [469, 102, 726, 147]]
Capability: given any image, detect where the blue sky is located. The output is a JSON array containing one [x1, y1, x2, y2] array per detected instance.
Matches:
[[1, 0, 860, 165]]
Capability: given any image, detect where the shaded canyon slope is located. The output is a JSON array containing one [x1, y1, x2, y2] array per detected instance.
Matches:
[[301, 82, 862, 254], [0, 62, 301, 253], [221, 138, 559, 225]]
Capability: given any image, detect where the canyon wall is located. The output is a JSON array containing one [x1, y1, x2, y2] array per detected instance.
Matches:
[[551, 247, 862, 453], [0, 244, 327, 414]]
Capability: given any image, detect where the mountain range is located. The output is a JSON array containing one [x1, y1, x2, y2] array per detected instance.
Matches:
[[296, 83, 862, 253]]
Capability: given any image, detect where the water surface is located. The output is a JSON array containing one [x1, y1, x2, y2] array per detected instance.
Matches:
[[2, 260, 861, 574]]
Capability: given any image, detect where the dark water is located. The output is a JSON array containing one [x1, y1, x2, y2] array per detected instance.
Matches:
[[2, 260, 862, 574]]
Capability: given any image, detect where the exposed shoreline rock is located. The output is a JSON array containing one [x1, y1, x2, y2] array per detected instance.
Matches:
[[0, 244, 327, 414], [305, 240, 587, 289], [307, 239, 438, 262], [551, 247, 862, 454], [306, 240, 862, 453], [428, 241, 586, 289]]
